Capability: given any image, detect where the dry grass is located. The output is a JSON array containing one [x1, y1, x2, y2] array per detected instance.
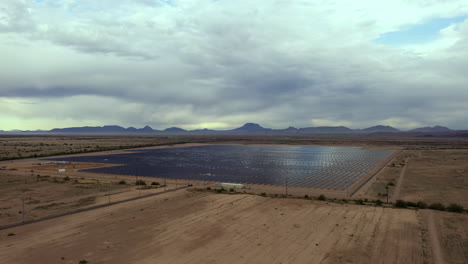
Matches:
[[400, 149, 468, 207], [0, 136, 192, 160]]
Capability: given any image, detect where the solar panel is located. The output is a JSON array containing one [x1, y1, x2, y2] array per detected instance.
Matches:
[[45, 145, 394, 190]]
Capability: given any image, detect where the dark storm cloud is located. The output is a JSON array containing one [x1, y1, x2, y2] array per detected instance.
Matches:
[[0, 86, 112, 98], [1, 0, 468, 130]]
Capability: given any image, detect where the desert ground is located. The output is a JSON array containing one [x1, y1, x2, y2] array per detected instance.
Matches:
[[0, 135, 199, 161], [0, 135, 467, 263], [0, 190, 429, 264], [1, 189, 467, 264], [359, 148, 468, 208]]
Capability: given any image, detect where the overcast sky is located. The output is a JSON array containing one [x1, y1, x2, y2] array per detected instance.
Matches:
[[1, 0, 468, 130]]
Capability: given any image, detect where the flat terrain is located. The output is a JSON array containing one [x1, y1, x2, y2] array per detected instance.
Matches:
[[358, 149, 468, 208], [359, 149, 420, 200], [1, 191, 428, 264], [0, 157, 177, 227], [0, 136, 192, 160], [0, 171, 125, 226], [46, 145, 395, 191], [400, 149, 468, 208], [1, 136, 467, 263], [421, 210, 468, 264]]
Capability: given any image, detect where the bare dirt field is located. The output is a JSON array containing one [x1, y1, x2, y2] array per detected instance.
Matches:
[[0, 155, 183, 227], [421, 210, 468, 264], [1, 190, 430, 264], [0, 135, 196, 160], [358, 149, 420, 201], [398, 149, 468, 208], [358, 148, 468, 208]]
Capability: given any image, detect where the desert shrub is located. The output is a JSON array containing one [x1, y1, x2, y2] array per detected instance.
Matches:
[[118, 180, 126, 185], [416, 201, 428, 209], [79, 260, 88, 264], [387, 182, 395, 186], [364, 198, 368, 202], [341, 199, 348, 203], [7, 233, 15, 236], [260, 192, 267, 197], [216, 189, 224, 193], [135, 180, 146, 185], [318, 194, 326, 201], [406, 201, 417, 207], [395, 200, 407, 208], [447, 204, 464, 213], [229, 188, 235, 192], [206, 187, 212, 191], [356, 199, 364, 205], [304, 195, 309, 199], [375, 200, 383, 206], [151, 182, 160, 186], [63, 176, 70, 181], [429, 203, 445, 211]]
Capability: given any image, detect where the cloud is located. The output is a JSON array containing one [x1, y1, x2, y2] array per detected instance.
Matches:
[[1, 0, 468, 130]]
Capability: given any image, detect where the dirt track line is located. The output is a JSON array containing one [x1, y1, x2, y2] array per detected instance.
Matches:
[[426, 210, 445, 264], [391, 157, 409, 203], [0, 186, 189, 231], [349, 149, 402, 197]]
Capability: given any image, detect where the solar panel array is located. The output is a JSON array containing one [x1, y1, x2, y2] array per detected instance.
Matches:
[[46, 145, 394, 190]]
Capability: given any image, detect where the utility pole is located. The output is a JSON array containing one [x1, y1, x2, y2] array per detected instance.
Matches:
[[108, 193, 111, 205], [22, 197, 25, 222], [285, 177, 288, 196], [386, 184, 389, 204]]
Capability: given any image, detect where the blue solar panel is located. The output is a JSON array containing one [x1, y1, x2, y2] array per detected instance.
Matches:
[[45, 145, 394, 190]]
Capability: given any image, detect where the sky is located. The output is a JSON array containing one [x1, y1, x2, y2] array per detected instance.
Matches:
[[1, 0, 468, 131]]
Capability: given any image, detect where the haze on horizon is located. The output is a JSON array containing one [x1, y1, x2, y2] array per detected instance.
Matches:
[[1, 0, 468, 131]]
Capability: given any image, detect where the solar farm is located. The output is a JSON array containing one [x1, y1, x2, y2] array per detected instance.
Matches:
[[46, 145, 396, 191]]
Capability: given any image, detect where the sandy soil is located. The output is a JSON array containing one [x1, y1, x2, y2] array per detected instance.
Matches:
[[357, 149, 420, 201], [0, 136, 189, 160], [0, 163, 177, 227], [399, 149, 468, 207], [419, 210, 468, 264], [0, 190, 427, 264]]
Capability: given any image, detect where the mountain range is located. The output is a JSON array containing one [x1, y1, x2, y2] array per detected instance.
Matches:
[[0, 123, 460, 135]]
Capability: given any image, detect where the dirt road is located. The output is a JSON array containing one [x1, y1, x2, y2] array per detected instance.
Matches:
[[423, 210, 445, 264], [419, 209, 468, 264], [391, 157, 410, 202]]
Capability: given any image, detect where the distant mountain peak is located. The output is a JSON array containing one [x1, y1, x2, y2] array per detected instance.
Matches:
[[360, 125, 400, 133], [241, 123, 263, 128], [232, 123, 271, 132], [410, 126, 452, 133], [163, 127, 186, 132]]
